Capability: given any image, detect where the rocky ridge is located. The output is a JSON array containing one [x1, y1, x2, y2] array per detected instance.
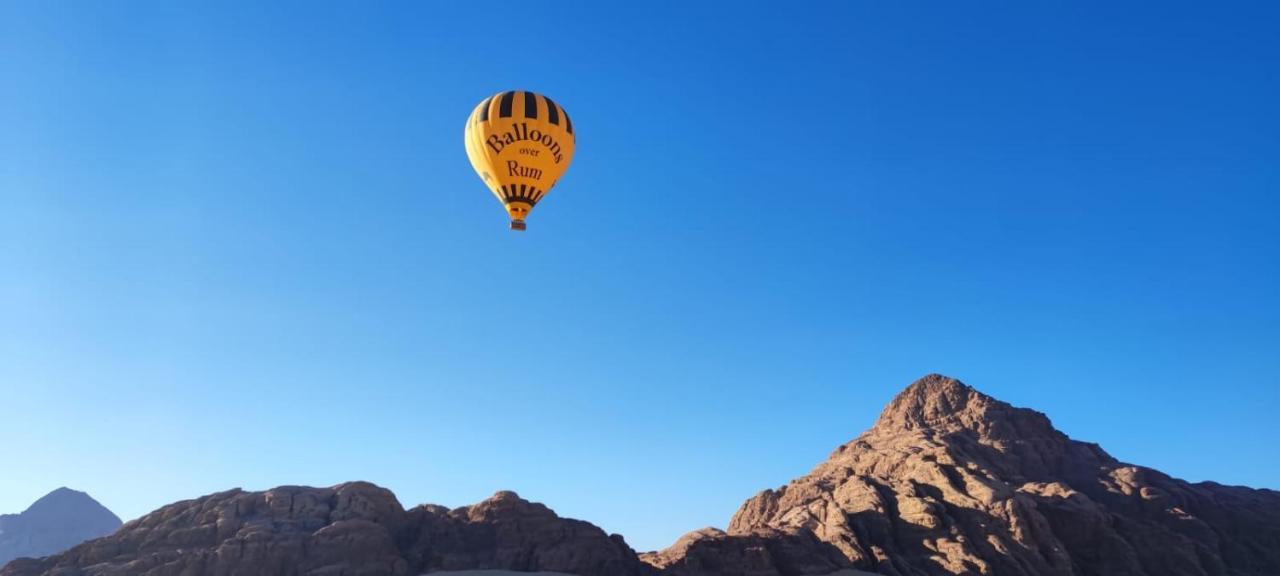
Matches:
[[0, 485, 646, 576], [5, 374, 1279, 576]]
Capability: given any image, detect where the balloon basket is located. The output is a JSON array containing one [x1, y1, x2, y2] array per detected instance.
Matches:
[[510, 220, 527, 231]]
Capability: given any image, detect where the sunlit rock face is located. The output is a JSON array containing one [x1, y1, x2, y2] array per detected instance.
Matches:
[[698, 374, 1280, 576]]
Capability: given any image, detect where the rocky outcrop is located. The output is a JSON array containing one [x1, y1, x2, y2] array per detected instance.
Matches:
[[0, 488, 122, 567], [407, 490, 651, 575], [6, 374, 1278, 576], [677, 374, 1280, 575], [0, 484, 648, 576], [641, 528, 854, 576]]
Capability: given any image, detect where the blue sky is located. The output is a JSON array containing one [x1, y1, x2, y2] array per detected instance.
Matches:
[[1, 0, 1277, 551]]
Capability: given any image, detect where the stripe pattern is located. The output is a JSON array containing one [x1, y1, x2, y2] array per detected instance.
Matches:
[[473, 91, 573, 137], [500, 183, 545, 206]]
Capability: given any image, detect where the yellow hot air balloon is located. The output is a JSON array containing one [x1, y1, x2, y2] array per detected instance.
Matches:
[[464, 90, 576, 230]]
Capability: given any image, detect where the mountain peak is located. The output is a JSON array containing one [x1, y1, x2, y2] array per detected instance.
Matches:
[[892, 373, 976, 408], [872, 373, 992, 433], [22, 488, 116, 521], [1, 488, 122, 568], [864, 374, 1087, 465], [724, 374, 1280, 576]]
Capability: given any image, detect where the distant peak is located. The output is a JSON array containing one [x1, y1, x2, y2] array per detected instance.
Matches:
[[29, 488, 96, 508], [24, 487, 118, 520]]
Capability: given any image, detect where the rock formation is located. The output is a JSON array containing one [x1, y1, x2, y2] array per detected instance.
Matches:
[[405, 490, 649, 575], [0, 488, 122, 567], [6, 374, 1279, 576], [641, 527, 856, 576], [653, 374, 1280, 575], [0, 484, 648, 576]]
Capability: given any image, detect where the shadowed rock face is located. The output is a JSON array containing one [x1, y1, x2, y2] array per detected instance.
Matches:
[[641, 527, 855, 576], [405, 490, 651, 575], [0, 488, 122, 567], [666, 374, 1280, 576], [0, 484, 649, 576]]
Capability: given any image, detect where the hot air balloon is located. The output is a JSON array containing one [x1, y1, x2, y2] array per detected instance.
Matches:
[[464, 90, 576, 231]]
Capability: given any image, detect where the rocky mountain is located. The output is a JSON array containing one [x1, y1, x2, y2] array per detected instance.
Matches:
[[0, 484, 647, 576], [5, 374, 1278, 576], [0, 488, 122, 567], [647, 374, 1280, 575]]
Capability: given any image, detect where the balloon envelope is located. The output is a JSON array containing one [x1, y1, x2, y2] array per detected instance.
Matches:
[[464, 90, 576, 230]]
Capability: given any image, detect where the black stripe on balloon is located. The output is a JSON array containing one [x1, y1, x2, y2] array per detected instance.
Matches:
[[499, 183, 539, 206], [478, 96, 494, 122], [503, 194, 537, 206], [523, 92, 538, 119], [498, 91, 516, 118], [563, 111, 573, 135], [543, 96, 560, 126]]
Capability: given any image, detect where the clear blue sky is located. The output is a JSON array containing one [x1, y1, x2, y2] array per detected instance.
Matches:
[[1, 1, 1277, 552]]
